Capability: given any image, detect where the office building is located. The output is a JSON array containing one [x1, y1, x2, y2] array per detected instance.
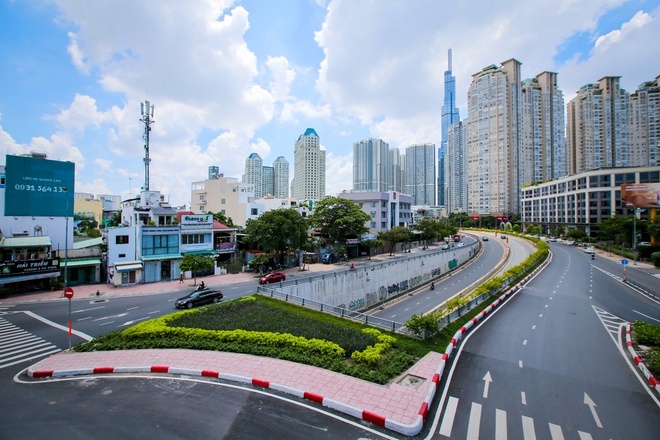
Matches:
[[466, 59, 523, 216], [353, 138, 391, 191], [291, 128, 325, 201], [440, 48, 461, 207], [404, 143, 436, 206]]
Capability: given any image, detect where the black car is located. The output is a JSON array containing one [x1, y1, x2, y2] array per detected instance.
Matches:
[[175, 288, 223, 309]]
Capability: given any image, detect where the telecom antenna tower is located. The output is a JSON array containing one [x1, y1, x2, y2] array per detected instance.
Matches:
[[140, 100, 155, 191]]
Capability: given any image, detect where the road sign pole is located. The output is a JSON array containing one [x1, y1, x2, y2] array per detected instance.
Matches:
[[63, 286, 74, 350]]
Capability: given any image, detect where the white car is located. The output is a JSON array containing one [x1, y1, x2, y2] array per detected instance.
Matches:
[[457, 242, 465, 247], [584, 247, 596, 254], [441, 244, 450, 250]]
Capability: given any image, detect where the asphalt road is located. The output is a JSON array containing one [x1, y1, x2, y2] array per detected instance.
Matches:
[[3, 375, 397, 440], [429, 242, 660, 439]]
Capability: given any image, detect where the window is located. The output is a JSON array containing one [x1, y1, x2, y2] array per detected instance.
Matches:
[[221, 198, 226, 204], [251, 208, 258, 215], [116, 235, 129, 244], [182, 234, 206, 244], [199, 194, 205, 201], [142, 234, 179, 256], [119, 253, 126, 258]]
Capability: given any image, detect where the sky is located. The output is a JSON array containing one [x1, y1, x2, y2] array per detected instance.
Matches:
[[1, 0, 659, 209]]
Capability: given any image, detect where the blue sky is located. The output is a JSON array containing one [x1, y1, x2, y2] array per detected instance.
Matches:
[[1, 0, 658, 208]]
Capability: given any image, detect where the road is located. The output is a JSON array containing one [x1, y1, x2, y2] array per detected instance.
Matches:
[[430, 242, 660, 439]]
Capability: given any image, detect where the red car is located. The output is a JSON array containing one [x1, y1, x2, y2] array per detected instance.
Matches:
[[259, 271, 286, 284]]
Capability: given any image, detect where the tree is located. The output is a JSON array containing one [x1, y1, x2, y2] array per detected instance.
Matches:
[[648, 220, 660, 242], [208, 211, 235, 228], [416, 217, 446, 246], [378, 226, 414, 256], [360, 239, 383, 259], [179, 254, 215, 286], [107, 212, 122, 227], [76, 219, 98, 235], [243, 209, 308, 260], [308, 197, 370, 244]]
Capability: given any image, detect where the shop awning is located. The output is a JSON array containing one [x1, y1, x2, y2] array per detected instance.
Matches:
[[115, 263, 143, 272], [0, 236, 52, 248], [60, 258, 102, 268], [182, 250, 218, 256], [141, 254, 182, 261]]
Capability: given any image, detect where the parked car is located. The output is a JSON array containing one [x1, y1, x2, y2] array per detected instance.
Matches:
[[321, 253, 339, 264], [259, 271, 286, 284], [457, 242, 465, 247], [175, 288, 223, 309], [482, 236, 489, 241], [547, 237, 557, 242], [584, 246, 596, 254], [441, 244, 450, 250]]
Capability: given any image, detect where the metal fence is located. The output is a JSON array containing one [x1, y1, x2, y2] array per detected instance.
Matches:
[[257, 286, 409, 334]]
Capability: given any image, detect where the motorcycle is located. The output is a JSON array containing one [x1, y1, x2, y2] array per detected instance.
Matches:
[[430, 282, 435, 290]]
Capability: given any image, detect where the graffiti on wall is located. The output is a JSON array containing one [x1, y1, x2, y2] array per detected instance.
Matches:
[[448, 259, 458, 270]]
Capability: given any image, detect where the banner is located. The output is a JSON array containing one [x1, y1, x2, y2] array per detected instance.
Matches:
[[621, 183, 660, 208]]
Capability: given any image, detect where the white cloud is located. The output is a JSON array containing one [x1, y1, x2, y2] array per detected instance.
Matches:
[[325, 150, 352, 197], [594, 10, 652, 52], [66, 31, 89, 75]]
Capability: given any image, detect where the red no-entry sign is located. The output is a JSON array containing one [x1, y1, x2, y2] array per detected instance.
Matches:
[[64, 286, 74, 299]]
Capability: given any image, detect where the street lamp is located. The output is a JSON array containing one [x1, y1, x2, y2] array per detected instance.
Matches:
[[63, 187, 69, 289]]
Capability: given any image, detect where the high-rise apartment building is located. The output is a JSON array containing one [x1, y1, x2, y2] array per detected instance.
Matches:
[[440, 48, 461, 207], [272, 156, 290, 198], [629, 76, 660, 167], [291, 128, 325, 201], [353, 138, 391, 191], [521, 72, 567, 184], [404, 143, 436, 206], [566, 77, 629, 174], [242, 154, 290, 199], [389, 147, 405, 193], [446, 121, 467, 214], [466, 59, 523, 217]]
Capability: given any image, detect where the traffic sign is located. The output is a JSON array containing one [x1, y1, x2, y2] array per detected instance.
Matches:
[[63, 286, 74, 299], [621, 259, 629, 266]]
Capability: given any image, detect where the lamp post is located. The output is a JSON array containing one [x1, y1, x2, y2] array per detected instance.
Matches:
[[633, 207, 638, 265], [63, 187, 69, 289]]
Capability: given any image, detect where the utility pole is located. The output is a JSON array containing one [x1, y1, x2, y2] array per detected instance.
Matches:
[[140, 100, 155, 191]]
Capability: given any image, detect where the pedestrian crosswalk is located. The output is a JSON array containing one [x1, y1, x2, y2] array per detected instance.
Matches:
[[0, 316, 60, 370], [439, 396, 597, 439]]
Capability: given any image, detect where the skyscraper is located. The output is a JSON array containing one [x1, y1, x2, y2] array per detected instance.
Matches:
[[353, 138, 391, 191], [440, 48, 460, 207], [566, 77, 629, 174], [466, 59, 523, 216], [446, 121, 467, 214], [243, 154, 290, 199], [628, 76, 660, 167], [389, 147, 405, 193], [521, 72, 567, 184], [242, 152, 264, 198], [273, 156, 290, 198], [291, 128, 326, 201], [405, 143, 436, 206]]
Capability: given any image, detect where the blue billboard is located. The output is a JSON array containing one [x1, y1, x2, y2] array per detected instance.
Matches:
[[4, 155, 75, 217]]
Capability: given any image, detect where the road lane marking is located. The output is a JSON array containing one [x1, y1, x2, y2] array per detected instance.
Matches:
[[495, 408, 507, 440], [127, 306, 139, 311], [521, 391, 527, 405], [549, 423, 564, 439], [523, 339, 528, 345], [521, 415, 536, 440], [633, 310, 660, 323], [72, 306, 105, 314], [438, 396, 459, 437], [482, 371, 492, 398], [519, 360, 523, 368], [539, 314, 543, 318], [583, 393, 602, 428], [578, 431, 593, 440], [532, 325, 536, 330], [466, 402, 482, 440]]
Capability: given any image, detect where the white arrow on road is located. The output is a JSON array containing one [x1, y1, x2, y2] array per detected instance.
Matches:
[[483, 371, 492, 398], [584, 393, 603, 428]]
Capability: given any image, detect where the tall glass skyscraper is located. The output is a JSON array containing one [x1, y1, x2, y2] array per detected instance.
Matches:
[[440, 49, 460, 207]]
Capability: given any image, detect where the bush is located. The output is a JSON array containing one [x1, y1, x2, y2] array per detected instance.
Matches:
[[633, 320, 660, 346], [648, 348, 660, 378], [650, 252, 660, 267]]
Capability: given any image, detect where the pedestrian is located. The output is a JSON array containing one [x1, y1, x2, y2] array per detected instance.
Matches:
[[179, 273, 184, 283]]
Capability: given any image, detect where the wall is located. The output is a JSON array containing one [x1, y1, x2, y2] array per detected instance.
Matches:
[[276, 244, 476, 311]]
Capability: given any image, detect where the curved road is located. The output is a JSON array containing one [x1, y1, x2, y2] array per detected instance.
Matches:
[[430, 243, 660, 439]]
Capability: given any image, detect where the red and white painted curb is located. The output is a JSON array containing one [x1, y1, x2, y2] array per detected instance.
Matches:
[[28, 258, 551, 437], [625, 322, 660, 395]]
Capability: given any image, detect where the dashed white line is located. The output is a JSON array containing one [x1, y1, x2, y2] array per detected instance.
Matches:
[[521, 415, 536, 440], [523, 340, 528, 345], [519, 360, 523, 368], [521, 391, 527, 405], [466, 402, 482, 440], [532, 325, 536, 330]]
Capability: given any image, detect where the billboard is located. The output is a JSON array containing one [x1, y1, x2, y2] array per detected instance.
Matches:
[[5, 155, 75, 217], [621, 183, 660, 208]]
